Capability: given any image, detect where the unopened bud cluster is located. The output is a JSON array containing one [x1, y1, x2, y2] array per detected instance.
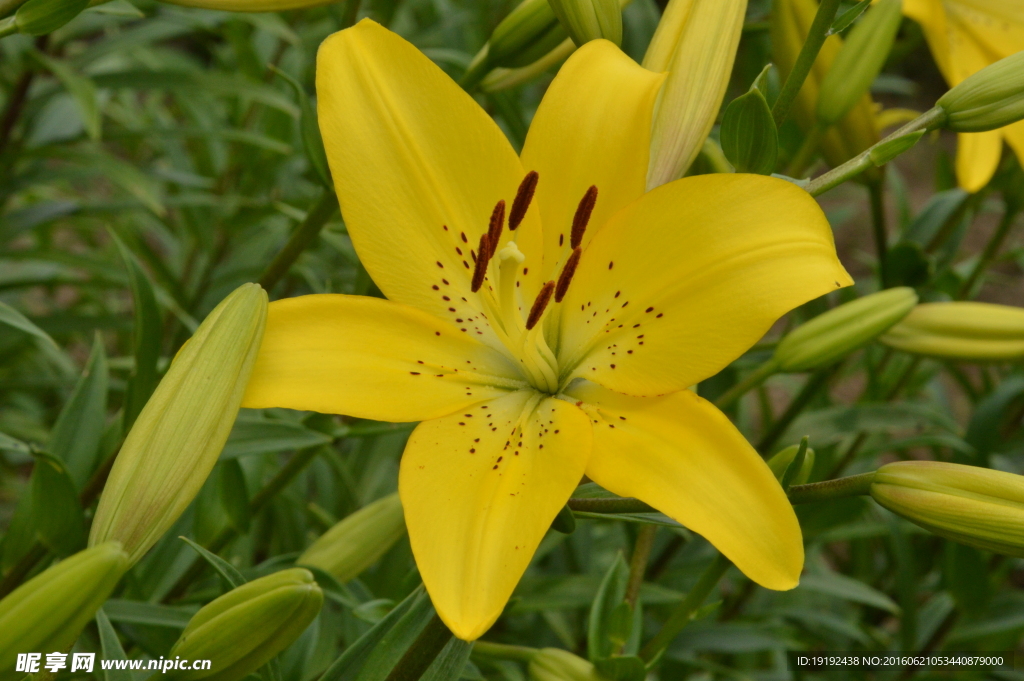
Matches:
[[299, 493, 406, 582], [880, 301, 1024, 361]]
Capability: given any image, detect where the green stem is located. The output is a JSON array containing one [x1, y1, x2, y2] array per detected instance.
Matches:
[[471, 641, 538, 662], [714, 359, 780, 410], [639, 553, 731, 662], [567, 497, 655, 514], [384, 613, 454, 681], [958, 204, 1020, 298], [805, 107, 946, 197], [0, 542, 47, 598], [868, 176, 889, 287], [258, 191, 339, 291], [163, 447, 322, 601], [0, 0, 25, 18], [771, 0, 843, 128], [625, 525, 656, 609], [786, 472, 875, 504], [785, 124, 825, 178], [0, 15, 16, 38], [757, 366, 835, 454]]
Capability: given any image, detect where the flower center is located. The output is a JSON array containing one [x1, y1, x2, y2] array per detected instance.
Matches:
[[467, 173, 597, 395]]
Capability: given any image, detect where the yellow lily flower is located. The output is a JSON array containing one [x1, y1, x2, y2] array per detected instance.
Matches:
[[243, 19, 852, 640], [905, 0, 1024, 191]]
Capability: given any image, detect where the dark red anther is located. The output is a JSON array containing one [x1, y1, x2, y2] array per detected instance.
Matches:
[[570, 185, 597, 249], [526, 280, 556, 330], [509, 171, 539, 231], [554, 247, 581, 302], [471, 233, 491, 292], [487, 200, 506, 258]]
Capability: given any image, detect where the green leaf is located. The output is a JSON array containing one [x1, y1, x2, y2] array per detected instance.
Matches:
[[111, 231, 161, 431], [420, 639, 473, 681], [720, 88, 778, 175], [869, 130, 926, 167], [594, 655, 645, 681], [319, 586, 433, 681], [883, 241, 934, 287], [48, 148, 165, 216], [798, 571, 901, 614], [179, 536, 246, 589], [0, 431, 32, 455], [96, 608, 132, 681], [551, 504, 576, 534], [30, 50, 101, 140], [103, 599, 198, 628], [48, 334, 108, 488], [965, 374, 1024, 462], [222, 415, 332, 459], [0, 300, 59, 348], [588, 552, 630, 661], [829, 0, 871, 34], [220, 459, 251, 533], [15, 0, 88, 35], [269, 65, 331, 189], [30, 451, 86, 556]]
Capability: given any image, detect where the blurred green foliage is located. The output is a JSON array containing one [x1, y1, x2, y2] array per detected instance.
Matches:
[[1, 0, 1023, 679]]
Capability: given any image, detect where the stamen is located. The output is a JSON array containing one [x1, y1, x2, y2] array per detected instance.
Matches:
[[526, 280, 555, 330], [554, 247, 581, 302], [508, 171, 539, 231], [487, 200, 506, 257], [470, 233, 491, 292], [570, 185, 597, 249]]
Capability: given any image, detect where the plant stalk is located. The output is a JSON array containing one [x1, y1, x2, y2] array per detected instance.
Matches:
[[958, 204, 1020, 298], [625, 525, 657, 609], [714, 359, 780, 411], [771, 0, 842, 128], [868, 176, 889, 287], [639, 553, 731, 662], [804, 107, 946, 196], [258, 191, 339, 292], [786, 472, 875, 504]]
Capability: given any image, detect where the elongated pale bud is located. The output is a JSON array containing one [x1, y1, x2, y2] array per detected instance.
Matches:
[[480, 38, 576, 93], [880, 301, 1024, 361], [767, 444, 815, 487], [0, 542, 128, 677], [816, 0, 903, 126], [298, 493, 406, 582], [937, 51, 1024, 133], [168, 569, 323, 681], [774, 287, 918, 372], [771, 0, 880, 169], [489, 0, 569, 69], [871, 462, 1024, 556], [528, 648, 610, 681], [549, 0, 622, 47], [643, 0, 748, 188], [90, 284, 268, 565]]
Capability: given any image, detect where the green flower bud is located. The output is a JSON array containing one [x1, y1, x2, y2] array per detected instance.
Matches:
[[528, 648, 610, 681], [774, 287, 918, 372], [767, 444, 816, 487], [549, 0, 622, 47], [816, 0, 903, 126], [871, 461, 1024, 556], [880, 301, 1024, 361], [489, 0, 569, 69], [10, 0, 87, 35], [168, 568, 323, 681], [0, 542, 128, 678], [298, 493, 406, 582], [937, 50, 1024, 133], [90, 284, 268, 565]]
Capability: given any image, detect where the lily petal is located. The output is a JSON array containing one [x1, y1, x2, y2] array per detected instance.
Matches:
[[566, 380, 803, 590], [558, 174, 851, 396], [519, 39, 664, 280], [242, 295, 524, 422], [316, 20, 545, 343], [400, 389, 591, 640], [956, 130, 1002, 193]]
